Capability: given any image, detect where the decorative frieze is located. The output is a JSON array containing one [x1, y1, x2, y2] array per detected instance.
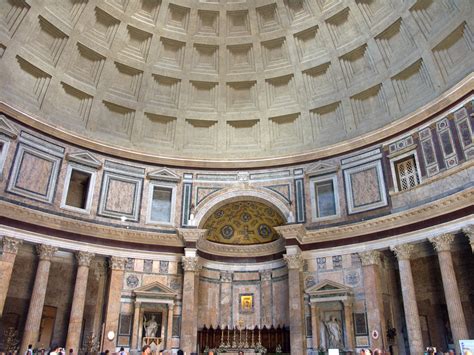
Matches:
[[1, 236, 22, 254], [358, 250, 382, 266], [36, 244, 58, 261], [76, 251, 95, 267], [390, 243, 416, 260], [109, 256, 126, 270], [429, 233, 455, 252]]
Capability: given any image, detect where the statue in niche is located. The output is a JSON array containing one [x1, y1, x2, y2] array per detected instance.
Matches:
[[143, 314, 159, 338], [324, 316, 343, 349]]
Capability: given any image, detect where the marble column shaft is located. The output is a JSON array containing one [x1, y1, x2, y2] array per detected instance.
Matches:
[[343, 301, 355, 351], [219, 271, 232, 327], [359, 251, 386, 350], [284, 254, 305, 354], [430, 234, 469, 354], [166, 304, 174, 350], [103, 257, 126, 351], [66, 252, 94, 354], [391, 244, 423, 355], [0, 237, 22, 317], [20, 245, 58, 353], [180, 256, 200, 354], [260, 270, 272, 327], [131, 301, 141, 350], [310, 304, 320, 350]]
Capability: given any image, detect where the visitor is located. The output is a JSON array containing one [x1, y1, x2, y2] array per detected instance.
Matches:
[[177, 350, 184, 355], [141, 346, 151, 355], [25, 344, 33, 355], [119, 347, 126, 355], [49, 345, 61, 355], [68, 349, 73, 355]]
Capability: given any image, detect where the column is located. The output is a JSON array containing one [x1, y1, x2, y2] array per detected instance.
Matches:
[[343, 300, 355, 351], [166, 303, 174, 350], [430, 234, 469, 354], [260, 270, 272, 327], [284, 251, 306, 354], [91, 261, 107, 340], [463, 225, 474, 252], [219, 271, 233, 327], [180, 256, 201, 354], [0, 236, 22, 317], [391, 244, 423, 355], [102, 256, 126, 352], [131, 301, 141, 351], [20, 244, 58, 353], [66, 251, 95, 354], [359, 250, 386, 350], [310, 304, 320, 350]]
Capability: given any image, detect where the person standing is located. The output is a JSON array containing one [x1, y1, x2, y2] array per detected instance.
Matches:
[[25, 344, 33, 355]]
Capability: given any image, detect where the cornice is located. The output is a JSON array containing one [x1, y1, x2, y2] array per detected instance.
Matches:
[[1, 73, 472, 169], [197, 237, 285, 258], [303, 187, 473, 244], [0, 199, 183, 247]]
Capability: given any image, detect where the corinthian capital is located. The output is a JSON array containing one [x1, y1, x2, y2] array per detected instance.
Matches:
[[358, 250, 382, 266], [182, 256, 201, 272], [76, 251, 95, 267], [36, 244, 58, 261], [260, 270, 272, 281], [429, 233, 454, 252], [390, 243, 416, 261], [463, 226, 473, 251], [2, 236, 22, 254], [284, 253, 304, 270], [109, 256, 126, 270]]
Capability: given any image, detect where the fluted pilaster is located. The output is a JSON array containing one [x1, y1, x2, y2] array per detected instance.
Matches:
[[284, 251, 305, 354], [103, 256, 126, 351], [0, 237, 22, 317], [430, 234, 468, 354]]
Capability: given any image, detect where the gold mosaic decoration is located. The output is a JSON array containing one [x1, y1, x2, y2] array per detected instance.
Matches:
[[203, 201, 284, 245]]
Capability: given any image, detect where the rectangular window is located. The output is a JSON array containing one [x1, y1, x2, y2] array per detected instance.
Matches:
[[61, 165, 96, 213], [148, 183, 176, 225], [310, 175, 340, 221], [395, 155, 420, 191]]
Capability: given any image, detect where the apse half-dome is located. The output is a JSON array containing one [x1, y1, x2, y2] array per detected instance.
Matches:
[[203, 201, 285, 245]]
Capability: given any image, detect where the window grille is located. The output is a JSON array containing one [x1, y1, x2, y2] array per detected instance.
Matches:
[[395, 156, 419, 191]]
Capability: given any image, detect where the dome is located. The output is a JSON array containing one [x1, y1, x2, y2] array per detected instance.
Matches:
[[1, 0, 472, 167]]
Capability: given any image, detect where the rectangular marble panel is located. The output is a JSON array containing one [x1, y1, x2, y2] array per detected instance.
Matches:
[[343, 159, 387, 214], [98, 171, 143, 221], [7, 142, 62, 203]]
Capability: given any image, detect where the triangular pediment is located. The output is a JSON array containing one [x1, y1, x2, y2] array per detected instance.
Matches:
[[306, 279, 351, 296], [133, 281, 177, 299], [0, 115, 19, 139], [306, 161, 339, 176], [147, 168, 180, 182], [66, 151, 102, 169]]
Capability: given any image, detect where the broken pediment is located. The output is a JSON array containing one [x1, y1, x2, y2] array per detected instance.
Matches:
[[0, 114, 19, 139], [66, 151, 102, 169], [305, 161, 339, 176], [147, 168, 181, 183]]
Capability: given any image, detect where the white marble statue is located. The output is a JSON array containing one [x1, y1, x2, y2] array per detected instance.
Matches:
[[144, 315, 159, 338], [325, 316, 343, 349]]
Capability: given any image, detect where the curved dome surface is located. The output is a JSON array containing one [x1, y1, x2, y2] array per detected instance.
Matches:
[[0, 0, 473, 165]]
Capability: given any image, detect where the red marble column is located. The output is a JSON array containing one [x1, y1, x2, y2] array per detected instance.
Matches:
[[310, 303, 320, 350], [391, 244, 423, 355], [284, 252, 306, 354], [180, 256, 201, 354], [0, 236, 22, 317], [66, 251, 95, 354], [430, 234, 469, 354], [102, 256, 126, 352], [20, 244, 57, 353], [359, 250, 387, 350]]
